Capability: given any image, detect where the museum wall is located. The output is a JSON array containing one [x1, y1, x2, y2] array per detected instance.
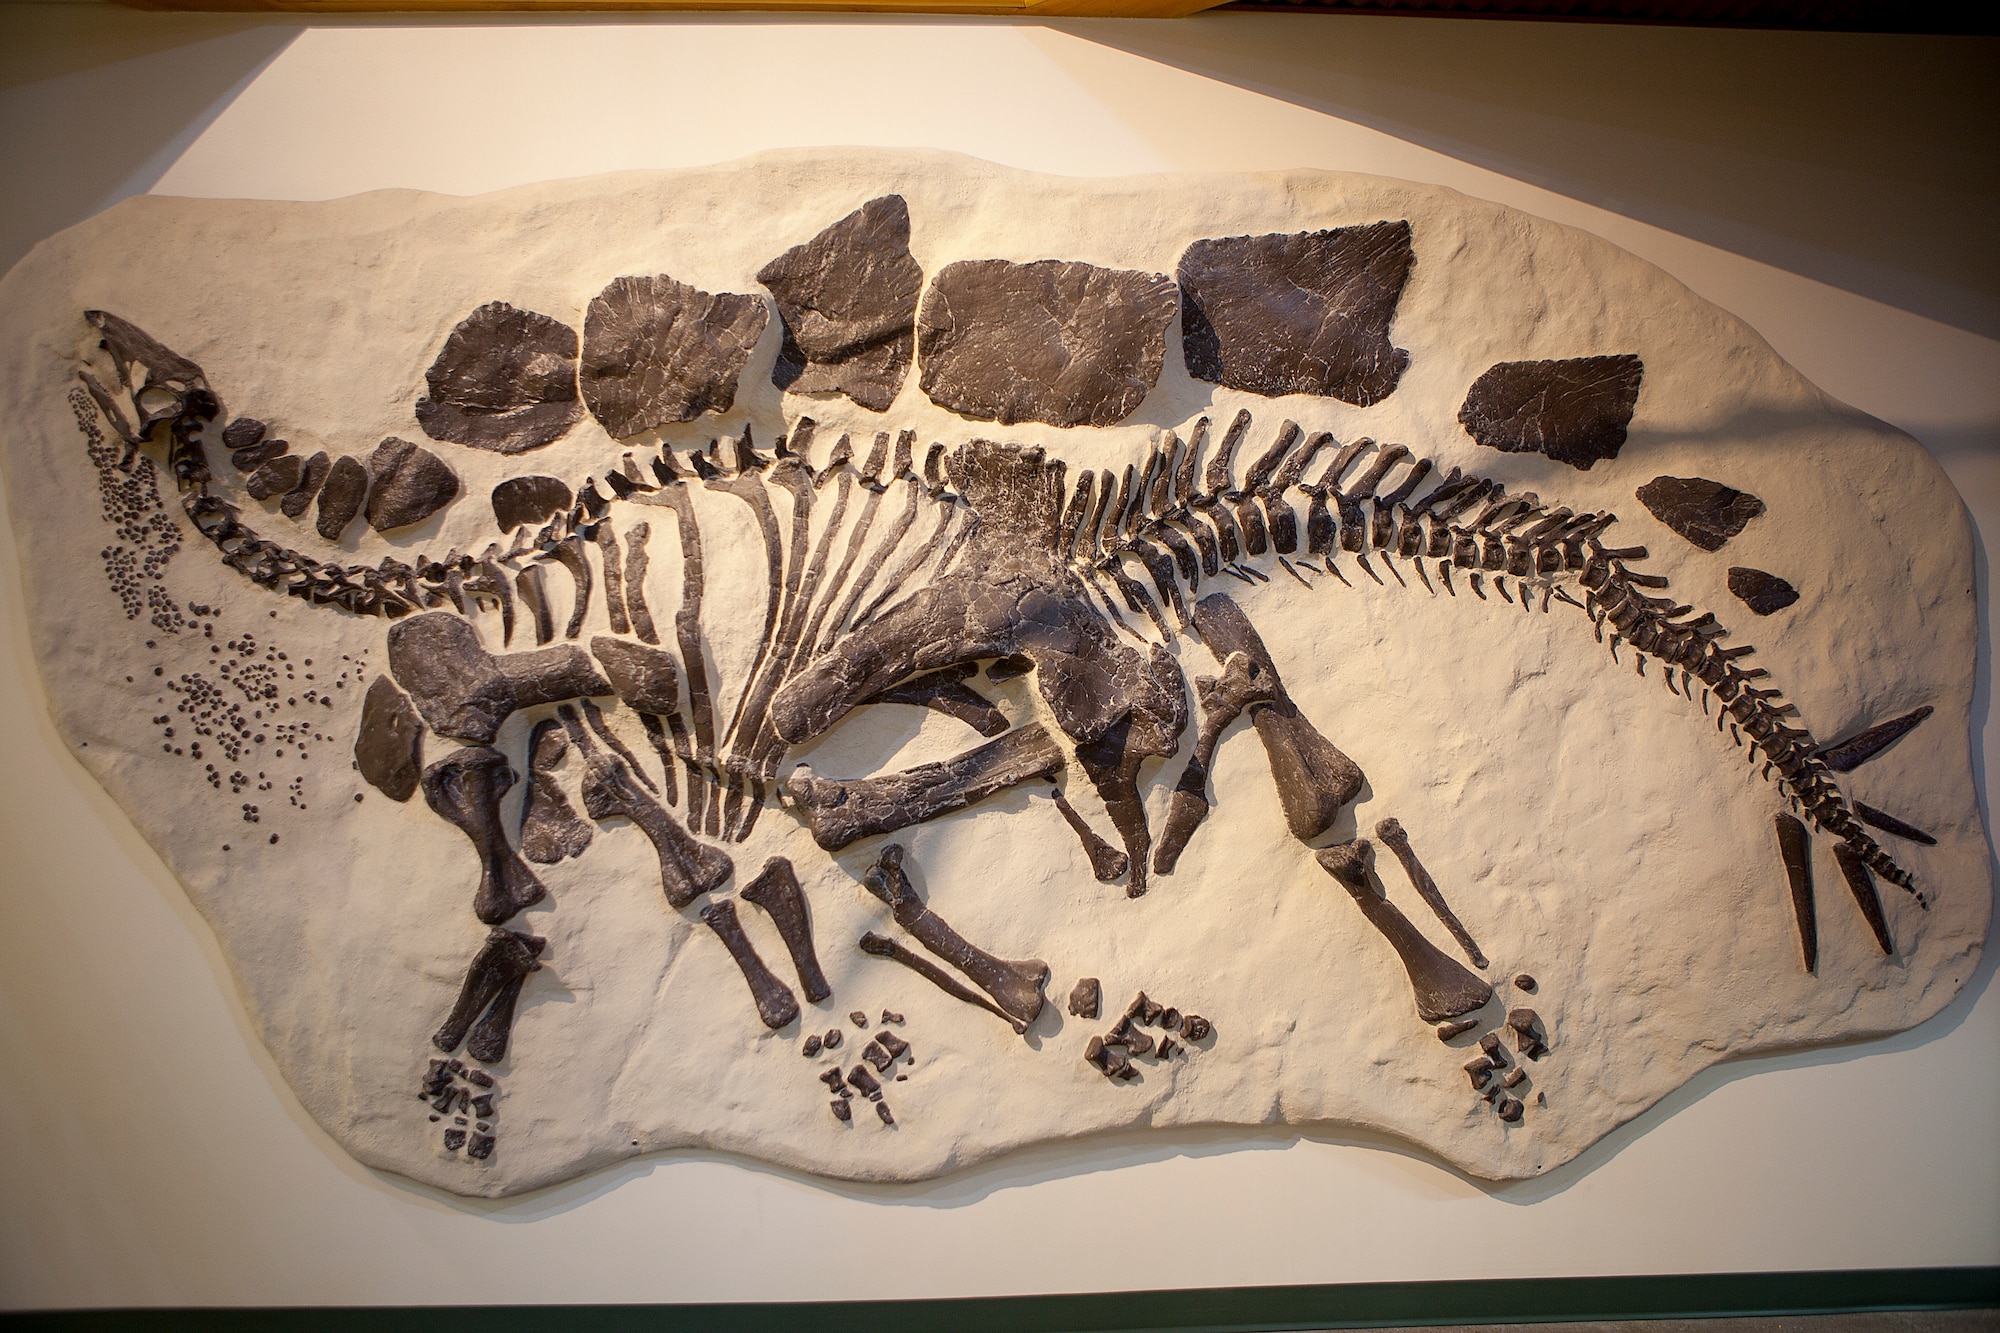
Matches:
[[0, 7, 1995, 1309]]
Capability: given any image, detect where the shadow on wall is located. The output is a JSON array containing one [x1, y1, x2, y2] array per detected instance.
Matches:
[[1057, 14, 2000, 339], [3, 6, 1996, 339], [0, 7, 300, 278]]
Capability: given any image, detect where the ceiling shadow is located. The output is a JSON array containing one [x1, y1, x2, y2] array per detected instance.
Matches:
[[0, 7, 303, 278], [1055, 13, 2000, 339]]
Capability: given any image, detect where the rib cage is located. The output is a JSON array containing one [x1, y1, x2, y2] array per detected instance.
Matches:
[[135, 376, 1918, 897]]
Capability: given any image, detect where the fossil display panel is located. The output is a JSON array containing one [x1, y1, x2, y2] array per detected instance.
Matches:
[[0, 151, 1985, 1199]]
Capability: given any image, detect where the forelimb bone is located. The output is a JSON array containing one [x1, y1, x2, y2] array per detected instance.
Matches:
[[785, 724, 1065, 851], [861, 842, 1048, 1027], [422, 746, 548, 924], [1317, 840, 1492, 1023]]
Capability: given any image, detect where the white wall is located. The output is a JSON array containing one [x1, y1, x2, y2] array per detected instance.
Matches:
[[2, 11, 1996, 1310]]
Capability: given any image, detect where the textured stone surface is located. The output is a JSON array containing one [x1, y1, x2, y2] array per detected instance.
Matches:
[[1457, 355, 1645, 471], [1637, 475, 1767, 552], [579, 273, 768, 438], [0, 152, 1983, 1203], [759, 194, 922, 412], [917, 258, 1174, 427], [367, 436, 460, 532], [1178, 221, 1414, 405], [415, 301, 583, 455]]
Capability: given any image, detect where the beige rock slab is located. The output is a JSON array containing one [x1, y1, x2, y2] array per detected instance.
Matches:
[[0, 149, 1985, 1198]]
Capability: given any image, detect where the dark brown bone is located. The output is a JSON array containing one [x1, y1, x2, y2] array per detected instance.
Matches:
[[1317, 840, 1492, 1023], [1073, 644, 1188, 897], [591, 636, 682, 716], [562, 706, 730, 908], [785, 723, 1065, 851], [519, 718, 592, 865], [1373, 819, 1488, 969], [354, 675, 424, 802], [1775, 812, 1818, 974], [280, 450, 331, 519], [1507, 1008, 1549, 1060], [515, 564, 555, 647], [859, 932, 1026, 1033], [388, 612, 611, 745], [862, 665, 1009, 738], [595, 520, 630, 637], [739, 856, 832, 1003], [773, 441, 1185, 770], [1192, 593, 1363, 842], [1050, 788, 1129, 883], [417, 301, 583, 454], [1831, 842, 1896, 956], [315, 455, 368, 541], [1852, 801, 1936, 846], [1154, 650, 1276, 875], [863, 843, 1048, 1028], [366, 437, 460, 532], [623, 520, 661, 645], [1815, 706, 1933, 772], [433, 927, 546, 1055], [1068, 977, 1101, 1019], [422, 747, 548, 925], [492, 475, 573, 532], [700, 900, 800, 1030]]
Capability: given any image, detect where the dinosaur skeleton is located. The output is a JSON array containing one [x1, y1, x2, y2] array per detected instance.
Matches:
[[75, 306, 1931, 1072]]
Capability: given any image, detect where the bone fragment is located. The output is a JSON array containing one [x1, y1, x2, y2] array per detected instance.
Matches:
[[700, 900, 800, 1030], [858, 932, 1025, 1033], [785, 724, 1065, 851], [1178, 1013, 1211, 1041], [519, 719, 592, 864], [1068, 977, 1102, 1019], [1507, 1008, 1549, 1060], [388, 612, 610, 745], [1852, 801, 1936, 846], [845, 1063, 884, 1100], [1317, 840, 1492, 1023], [1436, 1018, 1477, 1041], [1374, 818, 1489, 968], [591, 636, 683, 716], [515, 565, 555, 646], [355, 675, 423, 802], [739, 856, 832, 1003], [1775, 812, 1818, 974], [830, 1099, 852, 1122], [422, 747, 548, 925], [1191, 593, 1363, 841]]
